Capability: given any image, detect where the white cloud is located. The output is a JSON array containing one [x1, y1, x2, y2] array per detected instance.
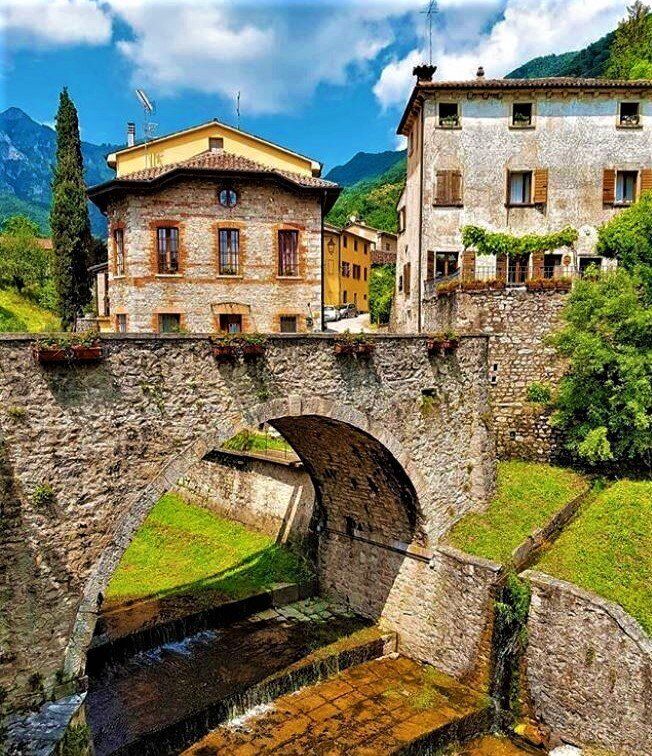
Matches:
[[374, 0, 628, 109], [1, 0, 112, 46], [108, 0, 399, 115]]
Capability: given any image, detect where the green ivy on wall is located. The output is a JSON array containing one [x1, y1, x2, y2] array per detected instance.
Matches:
[[461, 225, 578, 258]]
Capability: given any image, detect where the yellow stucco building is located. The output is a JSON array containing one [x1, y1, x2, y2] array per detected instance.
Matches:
[[323, 223, 371, 312], [107, 119, 322, 178]]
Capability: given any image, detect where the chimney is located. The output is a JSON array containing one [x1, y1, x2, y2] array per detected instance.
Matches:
[[127, 122, 136, 147], [476, 66, 485, 79], [413, 63, 437, 83]]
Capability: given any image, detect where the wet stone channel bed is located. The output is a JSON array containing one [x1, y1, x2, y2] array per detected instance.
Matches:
[[85, 598, 373, 756], [183, 655, 495, 755]]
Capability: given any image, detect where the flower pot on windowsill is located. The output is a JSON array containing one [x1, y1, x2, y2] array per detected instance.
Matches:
[[334, 338, 375, 358], [33, 343, 103, 364], [241, 343, 265, 360], [212, 343, 238, 362], [441, 338, 459, 353], [355, 342, 375, 357], [426, 338, 444, 356]]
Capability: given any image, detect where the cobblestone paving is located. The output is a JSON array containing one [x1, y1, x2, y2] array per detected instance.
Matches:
[[183, 655, 491, 755]]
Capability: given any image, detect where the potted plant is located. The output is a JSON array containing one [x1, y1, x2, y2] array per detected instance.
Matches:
[[239, 333, 267, 360], [441, 330, 459, 353], [426, 333, 445, 356], [211, 333, 239, 362], [334, 332, 375, 357], [34, 331, 103, 364]]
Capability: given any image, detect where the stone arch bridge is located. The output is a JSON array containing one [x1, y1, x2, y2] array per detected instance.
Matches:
[[0, 334, 495, 708]]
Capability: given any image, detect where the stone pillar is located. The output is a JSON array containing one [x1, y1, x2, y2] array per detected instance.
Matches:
[[496, 254, 507, 282], [531, 252, 544, 280], [461, 250, 476, 282]]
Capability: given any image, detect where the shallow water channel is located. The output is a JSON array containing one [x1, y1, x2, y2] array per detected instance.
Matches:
[[85, 599, 370, 756]]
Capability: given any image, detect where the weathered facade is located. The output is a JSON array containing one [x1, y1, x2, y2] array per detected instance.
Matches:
[[89, 129, 340, 334], [0, 334, 494, 709], [394, 69, 652, 332]]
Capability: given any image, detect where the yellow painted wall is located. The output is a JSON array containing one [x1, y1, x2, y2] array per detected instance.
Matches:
[[324, 230, 370, 311], [324, 230, 341, 306], [113, 122, 316, 177]]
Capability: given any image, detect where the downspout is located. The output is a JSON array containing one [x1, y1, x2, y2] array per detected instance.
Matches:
[[417, 100, 425, 333]]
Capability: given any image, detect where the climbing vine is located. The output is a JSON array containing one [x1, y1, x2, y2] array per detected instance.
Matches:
[[461, 225, 578, 258]]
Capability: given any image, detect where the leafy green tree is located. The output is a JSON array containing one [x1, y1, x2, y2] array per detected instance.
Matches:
[[369, 264, 395, 324], [605, 1, 652, 79], [597, 191, 652, 297], [551, 269, 651, 471], [0, 215, 50, 293], [50, 88, 92, 329]]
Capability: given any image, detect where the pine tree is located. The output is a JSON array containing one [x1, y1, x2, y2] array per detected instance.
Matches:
[[50, 88, 92, 330]]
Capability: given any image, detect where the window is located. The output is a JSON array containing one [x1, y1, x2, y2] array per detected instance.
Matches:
[[342, 290, 348, 303], [438, 102, 459, 128], [278, 230, 299, 276], [114, 228, 125, 275], [403, 262, 411, 296], [352, 264, 361, 280], [157, 226, 179, 274], [354, 292, 358, 305], [218, 229, 240, 275], [343, 235, 348, 248], [543, 253, 562, 279], [434, 170, 462, 206], [363, 267, 368, 281], [364, 243, 368, 254], [218, 187, 237, 208], [354, 238, 358, 252], [434, 251, 458, 279], [398, 208, 406, 233], [280, 315, 297, 333], [616, 170, 638, 204], [219, 314, 242, 333], [508, 171, 532, 205], [385, 242, 390, 251], [512, 102, 533, 127], [619, 102, 640, 127], [341, 262, 351, 278], [116, 314, 127, 333], [209, 137, 224, 151], [398, 275, 403, 292], [159, 313, 181, 333]]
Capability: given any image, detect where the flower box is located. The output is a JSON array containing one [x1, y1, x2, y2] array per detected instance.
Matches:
[[426, 336, 458, 356], [241, 343, 265, 360], [212, 343, 237, 362], [334, 339, 375, 357], [33, 343, 103, 364]]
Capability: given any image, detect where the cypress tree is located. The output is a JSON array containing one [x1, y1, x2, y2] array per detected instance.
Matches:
[[50, 88, 92, 329]]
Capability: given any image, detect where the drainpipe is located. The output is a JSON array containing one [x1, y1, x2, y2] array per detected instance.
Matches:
[[320, 191, 326, 332], [417, 101, 425, 333]]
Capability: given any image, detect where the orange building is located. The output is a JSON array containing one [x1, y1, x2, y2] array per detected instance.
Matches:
[[323, 224, 371, 312]]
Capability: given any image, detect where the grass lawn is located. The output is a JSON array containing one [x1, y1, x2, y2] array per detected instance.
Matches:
[[105, 492, 311, 605], [445, 461, 588, 563], [538, 479, 652, 635], [0, 288, 59, 332]]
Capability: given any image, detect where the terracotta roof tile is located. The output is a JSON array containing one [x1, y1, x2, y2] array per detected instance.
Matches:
[[119, 150, 338, 189]]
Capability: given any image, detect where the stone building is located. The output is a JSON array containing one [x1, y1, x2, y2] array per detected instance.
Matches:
[[394, 66, 652, 332], [88, 121, 340, 333]]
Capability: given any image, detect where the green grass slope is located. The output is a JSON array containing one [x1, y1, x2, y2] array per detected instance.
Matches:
[[326, 158, 406, 233], [538, 479, 652, 634], [0, 288, 59, 332], [105, 492, 311, 605], [445, 461, 588, 563]]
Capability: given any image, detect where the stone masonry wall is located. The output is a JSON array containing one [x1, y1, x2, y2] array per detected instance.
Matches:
[[524, 571, 652, 755], [320, 537, 500, 686], [174, 450, 314, 541], [106, 178, 323, 333], [0, 334, 494, 709], [424, 288, 568, 460]]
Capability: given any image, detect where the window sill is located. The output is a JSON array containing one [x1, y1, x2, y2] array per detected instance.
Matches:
[[112, 274, 126, 280], [436, 124, 462, 130], [433, 203, 464, 208], [612, 201, 635, 208], [509, 124, 535, 130], [616, 124, 643, 130], [505, 203, 537, 208], [217, 274, 243, 279], [276, 275, 302, 280], [155, 273, 183, 278]]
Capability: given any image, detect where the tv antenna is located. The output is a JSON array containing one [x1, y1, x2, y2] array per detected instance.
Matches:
[[135, 88, 157, 166], [236, 91, 241, 130], [421, 0, 438, 65]]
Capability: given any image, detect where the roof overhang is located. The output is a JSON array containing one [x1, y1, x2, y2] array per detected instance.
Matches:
[[88, 168, 341, 214]]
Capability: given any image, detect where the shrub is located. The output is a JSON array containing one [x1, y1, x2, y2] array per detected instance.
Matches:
[[461, 225, 578, 257], [526, 382, 552, 404], [369, 264, 395, 324], [33, 483, 56, 509]]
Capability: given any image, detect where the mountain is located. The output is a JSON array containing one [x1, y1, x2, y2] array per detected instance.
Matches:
[[0, 107, 119, 237], [507, 32, 615, 79], [326, 157, 406, 233], [325, 149, 406, 187]]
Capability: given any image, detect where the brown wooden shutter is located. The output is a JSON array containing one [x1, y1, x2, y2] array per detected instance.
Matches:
[[640, 168, 652, 196], [603, 168, 616, 205], [533, 168, 548, 204], [435, 171, 449, 205], [404, 262, 411, 295], [451, 170, 462, 205], [427, 250, 435, 281]]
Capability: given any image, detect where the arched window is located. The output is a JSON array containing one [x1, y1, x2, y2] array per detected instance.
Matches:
[[218, 188, 238, 208]]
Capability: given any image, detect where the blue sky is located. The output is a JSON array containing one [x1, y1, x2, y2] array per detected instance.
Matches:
[[1, 0, 629, 171]]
